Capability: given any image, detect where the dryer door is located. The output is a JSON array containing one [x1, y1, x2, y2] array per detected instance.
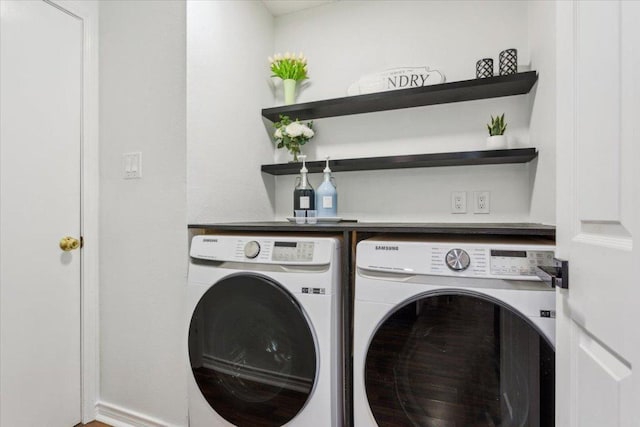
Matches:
[[188, 274, 317, 427], [365, 293, 554, 427]]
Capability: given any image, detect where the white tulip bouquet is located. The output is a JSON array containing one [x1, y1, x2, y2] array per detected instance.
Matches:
[[273, 115, 315, 162], [268, 52, 308, 81]]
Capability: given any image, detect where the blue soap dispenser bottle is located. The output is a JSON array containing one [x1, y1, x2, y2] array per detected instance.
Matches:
[[316, 156, 338, 217]]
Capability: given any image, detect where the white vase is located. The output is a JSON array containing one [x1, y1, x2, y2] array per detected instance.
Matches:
[[283, 79, 296, 105], [487, 135, 508, 150]]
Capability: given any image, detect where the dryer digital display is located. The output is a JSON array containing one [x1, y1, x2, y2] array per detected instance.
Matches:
[[272, 241, 314, 262], [490, 249, 554, 276]]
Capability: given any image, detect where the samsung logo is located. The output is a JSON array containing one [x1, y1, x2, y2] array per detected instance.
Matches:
[[375, 245, 399, 251], [202, 238, 218, 243]]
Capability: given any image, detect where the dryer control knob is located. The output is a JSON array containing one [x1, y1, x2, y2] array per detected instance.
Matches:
[[244, 241, 261, 259], [446, 248, 470, 271]]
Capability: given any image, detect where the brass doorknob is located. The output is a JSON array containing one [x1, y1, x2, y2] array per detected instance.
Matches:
[[59, 236, 80, 251]]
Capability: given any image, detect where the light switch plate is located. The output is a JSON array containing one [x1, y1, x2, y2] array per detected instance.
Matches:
[[123, 152, 142, 179]]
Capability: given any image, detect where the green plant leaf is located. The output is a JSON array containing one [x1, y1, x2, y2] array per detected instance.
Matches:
[[487, 113, 507, 136]]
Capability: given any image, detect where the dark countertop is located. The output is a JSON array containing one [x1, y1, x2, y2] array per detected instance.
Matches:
[[188, 222, 556, 237]]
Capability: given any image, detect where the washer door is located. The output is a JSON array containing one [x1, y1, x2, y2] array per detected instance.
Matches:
[[365, 293, 554, 427], [189, 274, 317, 427]]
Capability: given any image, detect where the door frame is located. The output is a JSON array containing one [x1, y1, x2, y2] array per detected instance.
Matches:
[[44, 0, 100, 422]]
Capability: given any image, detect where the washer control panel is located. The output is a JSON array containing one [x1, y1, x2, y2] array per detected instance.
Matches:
[[190, 235, 333, 266], [271, 241, 315, 262]]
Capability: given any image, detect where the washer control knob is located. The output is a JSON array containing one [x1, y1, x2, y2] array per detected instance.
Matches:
[[244, 241, 261, 259], [446, 248, 471, 271]]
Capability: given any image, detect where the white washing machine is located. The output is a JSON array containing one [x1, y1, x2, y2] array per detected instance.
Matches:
[[354, 236, 556, 427], [187, 235, 342, 427]]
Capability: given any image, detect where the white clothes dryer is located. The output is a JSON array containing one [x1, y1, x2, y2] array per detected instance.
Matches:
[[187, 235, 342, 427], [354, 236, 556, 427]]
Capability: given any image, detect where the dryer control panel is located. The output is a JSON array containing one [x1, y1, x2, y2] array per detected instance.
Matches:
[[489, 249, 554, 277], [431, 246, 554, 280], [357, 238, 555, 281]]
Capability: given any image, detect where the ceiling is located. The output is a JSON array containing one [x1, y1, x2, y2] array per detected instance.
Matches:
[[262, 0, 335, 17]]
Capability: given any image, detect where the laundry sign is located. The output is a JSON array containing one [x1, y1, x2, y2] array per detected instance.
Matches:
[[347, 66, 446, 96]]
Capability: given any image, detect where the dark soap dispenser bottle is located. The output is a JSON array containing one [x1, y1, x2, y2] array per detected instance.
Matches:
[[293, 155, 315, 215]]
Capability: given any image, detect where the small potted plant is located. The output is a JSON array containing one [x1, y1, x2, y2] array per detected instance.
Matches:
[[268, 52, 308, 105], [486, 113, 508, 149], [273, 115, 315, 162]]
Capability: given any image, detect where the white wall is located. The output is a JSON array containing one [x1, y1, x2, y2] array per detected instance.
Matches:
[[275, 0, 530, 102], [99, 1, 187, 425], [270, 1, 555, 222], [187, 1, 275, 224], [527, 1, 556, 225]]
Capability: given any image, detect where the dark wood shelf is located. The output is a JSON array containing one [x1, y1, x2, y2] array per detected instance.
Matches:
[[262, 71, 538, 122], [188, 222, 556, 238], [261, 148, 538, 176]]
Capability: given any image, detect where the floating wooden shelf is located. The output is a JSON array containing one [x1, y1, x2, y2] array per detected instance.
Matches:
[[261, 148, 538, 176], [262, 71, 538, 122], [188, 222, 556, 238]]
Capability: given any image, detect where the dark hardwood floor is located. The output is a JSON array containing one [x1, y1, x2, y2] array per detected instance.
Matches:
[[193, 367, 311, 427], [77, 422, 111, 427], [366, 295, 503, 426]]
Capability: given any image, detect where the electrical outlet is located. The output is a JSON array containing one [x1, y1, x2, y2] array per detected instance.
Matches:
[[123, 152, 142, 179], [451, 191, 467, 214], [474, 191, 490, 214]]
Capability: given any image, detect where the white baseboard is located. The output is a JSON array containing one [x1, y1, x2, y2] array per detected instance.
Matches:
[[95, 400, 182, 427]]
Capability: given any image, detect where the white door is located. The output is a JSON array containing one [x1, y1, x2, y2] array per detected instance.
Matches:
[[556, 1, 640, 426], [0, 1, 82, 425]]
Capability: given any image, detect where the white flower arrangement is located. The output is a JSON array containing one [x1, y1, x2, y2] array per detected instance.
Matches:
[[273, 115, 315, 161], [268, 52, 308, 81]]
